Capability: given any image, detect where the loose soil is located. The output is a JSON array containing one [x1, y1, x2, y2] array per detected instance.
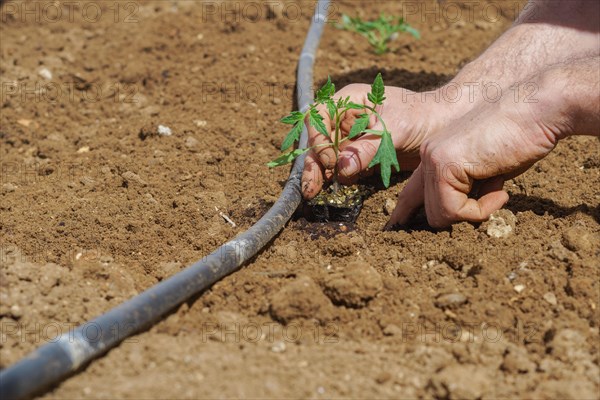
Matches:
[[1, 1, 599, 399]]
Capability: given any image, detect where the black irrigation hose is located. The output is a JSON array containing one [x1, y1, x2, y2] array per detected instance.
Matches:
[[0, 1, 330, 398]]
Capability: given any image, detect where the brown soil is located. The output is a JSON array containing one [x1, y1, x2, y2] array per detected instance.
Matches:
[[1, 1, 599, 399]]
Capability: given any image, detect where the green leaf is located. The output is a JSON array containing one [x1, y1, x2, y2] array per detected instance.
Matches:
[[367, 73, 386, 105], [325, 99, 336, 121], [267, 148, 310, 168], [309, 108, 329, 138], [403, 25, 420, 39], [348, 114, 369, 139], [368, 130, 399, 188], [362, 129, 385, 135], [280, 111, 305, 125], [280, 122, 303, 151], [335, 13, 420, 55], [345, 102, 365, 110], [316, 76, 335, 102]]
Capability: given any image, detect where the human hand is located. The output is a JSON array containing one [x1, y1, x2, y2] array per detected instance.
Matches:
[[385, 75, 575, 229], [301, 83, 450, 199]]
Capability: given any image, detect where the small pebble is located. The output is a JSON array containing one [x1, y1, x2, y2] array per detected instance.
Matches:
[[185, 136, 200, 149], [157, 125, 172, 136], [10, 304, 23, 319], [121, 171, 147, 186], [435, 292, 467, 309], [270, 341, 286, 353], [2, 183, 17, 193], [383, 324, 402, 336], [513, 284, 525, 293], [543, 292, 557, 305], [384, 198, 396, 216], [38, 67, 52, 80], [375, 371, 392, 384], [77, 146, 90, 153]]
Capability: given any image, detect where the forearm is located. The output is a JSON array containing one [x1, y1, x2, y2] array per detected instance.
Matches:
[[442, 0, 599, 114], [535, 55, 600, 138]]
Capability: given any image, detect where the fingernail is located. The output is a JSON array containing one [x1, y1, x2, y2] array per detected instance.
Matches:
[[302, 180, 310, 195], [319, 152, 335, 169], [340, 156, 359, 177]]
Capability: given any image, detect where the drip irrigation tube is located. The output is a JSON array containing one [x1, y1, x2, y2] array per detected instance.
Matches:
[[0, 1, 330, 398]]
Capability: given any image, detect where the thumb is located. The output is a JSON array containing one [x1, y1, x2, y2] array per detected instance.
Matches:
[[337, 136, 380, 178]]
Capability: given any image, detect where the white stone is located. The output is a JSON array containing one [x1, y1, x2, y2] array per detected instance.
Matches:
[[513, 284, 525, 293], [38, 67, 53, 80], [157, 125, 172, 136]]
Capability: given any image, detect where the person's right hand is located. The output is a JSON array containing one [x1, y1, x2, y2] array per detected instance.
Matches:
[[301, 83, 451, 199]]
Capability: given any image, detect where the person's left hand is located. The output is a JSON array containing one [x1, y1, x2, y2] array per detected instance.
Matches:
[[386, 83, 567, 228]]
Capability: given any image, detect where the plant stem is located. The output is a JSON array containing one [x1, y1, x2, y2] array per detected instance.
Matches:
[[332, 110, 342, 192], [365, 106, 388, 133]]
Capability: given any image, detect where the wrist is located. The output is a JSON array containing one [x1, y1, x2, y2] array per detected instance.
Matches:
[[530, 59, 599, 140]]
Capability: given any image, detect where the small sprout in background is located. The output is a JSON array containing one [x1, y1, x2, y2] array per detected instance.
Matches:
[[268, 73, 399, 189], [335, 13, 420, 55]]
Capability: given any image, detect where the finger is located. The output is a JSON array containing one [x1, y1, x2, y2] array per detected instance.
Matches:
[[477, 176, 505, 197], [385, 163, 425, 228], [307, 105, 336, 169], [301, 150, 325, 200], [337, 135, 380, 178], [458, 191, 509, 223], [434, 180, 509, 227]]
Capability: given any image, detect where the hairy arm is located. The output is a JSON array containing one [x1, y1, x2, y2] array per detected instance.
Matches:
[[535, 55, 600, 139], [443, 0, 599, 114]]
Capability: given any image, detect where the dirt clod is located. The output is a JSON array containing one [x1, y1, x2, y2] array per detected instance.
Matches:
[[562, 227, 597, 253], [502, 344, 536, 374], [322, 261, 383, 308], [434, 292, 468, 309], [121, 171, 147, 187], [429, 364, 491, 399], [482, 209, 517, 238], [269, 276, 333, 324]]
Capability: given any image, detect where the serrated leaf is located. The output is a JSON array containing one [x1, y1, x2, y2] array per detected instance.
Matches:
[[280, 122, 303, 151], [363, 129, 385, 135], [325, 99, 336, 120], [368, 131, 399, 188], [348, 114, 369, 139], [367, 73, 386, 105], [280, 111, 305, 125], [316, 76, 335, 102], [267, 147, 310, 168], [309, 108, 329, 138], [345, 102, 365, 110]]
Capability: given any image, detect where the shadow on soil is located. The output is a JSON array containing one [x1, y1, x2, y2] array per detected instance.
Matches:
[[292, 67, 452, 111], [506, 194, 600, 223]]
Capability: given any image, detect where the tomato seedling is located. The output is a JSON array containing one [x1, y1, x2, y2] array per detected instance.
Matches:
[[335, 13, 420, 55], [268, 73, 399, 189]]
